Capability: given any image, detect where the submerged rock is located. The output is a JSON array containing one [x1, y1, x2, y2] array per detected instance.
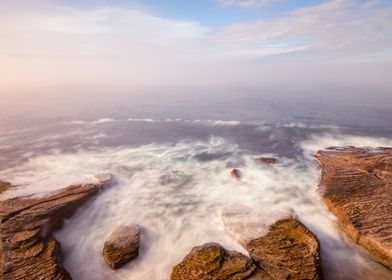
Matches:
[[95, 173, 113, 185], [0, 180, 11, 194], [103, 225, 141, 269], [0, 182, 107, 279], [230, 168, 241, 179], [316, 146, 392, 268], [170, 242, 257, 280], [255, 157, 277, 165]]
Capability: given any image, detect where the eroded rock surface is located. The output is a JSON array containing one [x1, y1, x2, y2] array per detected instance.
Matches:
[[103, 225, 140, 269], [0, 182, 107, 279], [316, 147, 392, 268], [245, 218, 321, 280], [170, 243, 257, 280]]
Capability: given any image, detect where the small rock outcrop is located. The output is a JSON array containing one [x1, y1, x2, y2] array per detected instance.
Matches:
[[316, 147, 392, 268], [0, 180, 11, 194], [255, 157, 277, 165], [103, 225, 140, 269], [221, 206, 321, 280], [245, 218, 321, 280], [230, 169, 241, 179], [0, 181, 109, 279], [170, 243, 257, 280]]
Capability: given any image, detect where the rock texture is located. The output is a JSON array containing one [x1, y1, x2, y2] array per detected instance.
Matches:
[[221, 205, 321, 279], [245, 218, 321, 280], [173, 212, 321, 280], [0, 182, 108, 279], [170, 243, 257, 280], [103, 225, 140, 269], [316, 147, 392, 269], [0, 181, 11, 194]]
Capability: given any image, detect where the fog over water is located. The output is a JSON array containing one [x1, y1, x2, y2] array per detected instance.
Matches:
[[0, 91, 392, 279]]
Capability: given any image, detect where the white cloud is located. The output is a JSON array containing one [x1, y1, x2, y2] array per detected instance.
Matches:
[[0, 0, 391, 92], [213, 0, 392, 60], [217, 0, 281, 9]]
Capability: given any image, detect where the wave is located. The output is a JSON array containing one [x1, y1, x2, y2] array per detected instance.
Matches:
[[0, 135, 391, 279]]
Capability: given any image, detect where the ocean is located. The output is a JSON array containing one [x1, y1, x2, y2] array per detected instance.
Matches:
[[0, 89, 391, 279]]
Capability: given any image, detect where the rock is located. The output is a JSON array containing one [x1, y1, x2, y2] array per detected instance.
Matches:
[[316, 146, 392, 268], [170, 242, 257, 280], [0, 180, 11, 194], [255, 157, 277, 165], [245, 218, 322, 280], [0, 182, 106, 279], [103, 225, 140, 269], [220, 206, 321, 280], [230, 168, 241, 179]]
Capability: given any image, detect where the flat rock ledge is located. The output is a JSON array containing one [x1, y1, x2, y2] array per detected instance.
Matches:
[[316, 146, 392, 269], [171, 218, 322, 280], [0, 181, 108, 279], [103, 225, 140, 269]]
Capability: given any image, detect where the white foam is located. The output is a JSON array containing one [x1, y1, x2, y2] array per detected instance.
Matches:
[[128, 118, 159, 123], [0, 135, 391, 279]]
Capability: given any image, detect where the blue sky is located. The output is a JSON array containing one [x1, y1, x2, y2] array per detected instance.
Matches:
[[1, 0, 392, 91]]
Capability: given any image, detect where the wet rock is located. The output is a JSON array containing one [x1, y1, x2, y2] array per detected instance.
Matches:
[[221, 206, 321, 280], [245, 218, 322, 280], [0, 180, 11, 194], [230, 168, 241, 179], [170, 242, 256, 280], [316, 146, 392, 268], [103, 225, 140, 269], [255, 157, 277, 165], [0, 182, 106, 279]]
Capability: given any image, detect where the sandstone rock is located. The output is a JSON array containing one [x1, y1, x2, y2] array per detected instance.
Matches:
[[103, 225, 140, 269], [220, 206, 321, 280], [230, 169, 241, 180], [0, 180, 11, 194], [245, 218, 322, 280], [170, 242, 257, 280], [255, 157, 277, 165], [0, 182, 106, 279], [316, 146, 392, 268]]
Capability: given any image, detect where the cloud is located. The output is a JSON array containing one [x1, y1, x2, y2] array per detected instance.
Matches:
[[0, 0, 391, 92], [217, 0, 281, 9], [213, 0, 392, 61]]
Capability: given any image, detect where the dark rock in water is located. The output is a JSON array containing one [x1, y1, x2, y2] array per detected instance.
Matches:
[[103, 225, 140, 269], [0, 182, 107, 280], [245, 218, 322, 280], [316, 146, 392, 268], [255, 157, 277, 165], [170, 242, 257, 280], [0, 181, 11, 194], [230, 168, 241, 179]]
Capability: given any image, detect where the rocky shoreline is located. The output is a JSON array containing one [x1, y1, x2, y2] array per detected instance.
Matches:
[[0, 147, 391, 279]]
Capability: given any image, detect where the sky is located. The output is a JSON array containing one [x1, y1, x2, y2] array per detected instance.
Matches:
[[1, 0, 392, 93]]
